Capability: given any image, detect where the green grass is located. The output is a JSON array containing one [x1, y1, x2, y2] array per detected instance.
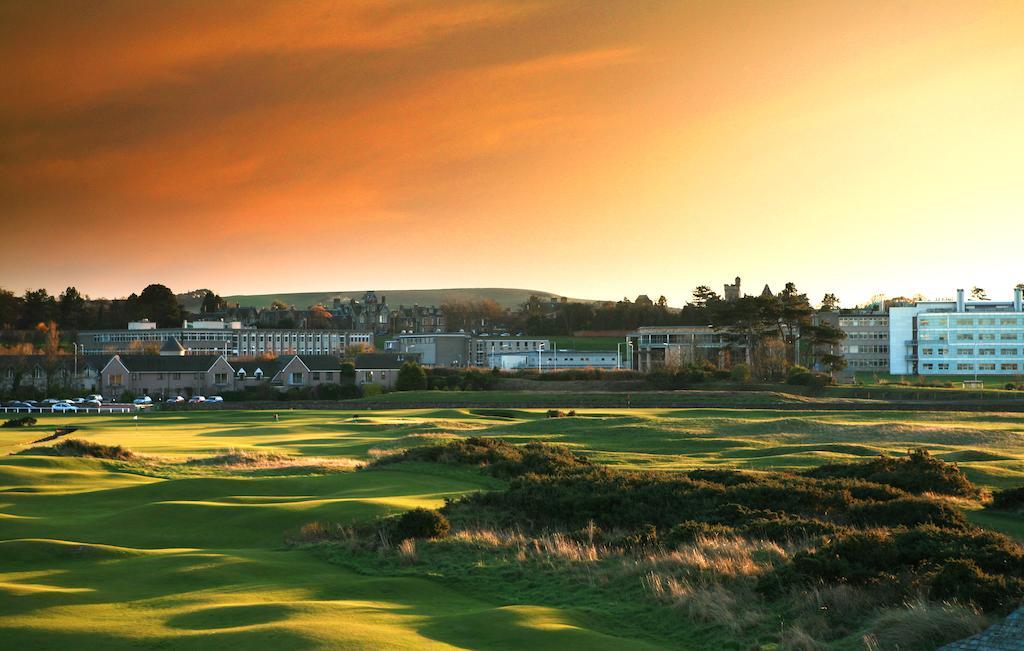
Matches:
[[854, 372, 1024, 389], [3, 409, 1024, 648]]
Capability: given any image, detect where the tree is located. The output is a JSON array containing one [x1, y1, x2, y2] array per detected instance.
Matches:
[[200, 291, 226, 313], [820, 293, 840, 312], [270, 300, 290, 311], [690, 286, 720, 309], [395, 361, 427, 391], [58, 287, 86, 330], [137, 284, 182, 327], [19, 289, 57, 329], [0, 289, 22, 328], [970, 287, 988, 301]]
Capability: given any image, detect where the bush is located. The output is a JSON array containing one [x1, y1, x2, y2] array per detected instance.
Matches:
[[22, 439, 135, 461], [2, 416, 37, 428], [990, 486, 1024, 512], [393, 508, 450, 542], [804, 449, 980, 498], [373, 436, 592, 479], [730, 363, 752, 384], [396, 361, 428, 391], [787, 365, 812, 385], [930, 559, 1019, 612], [361, 383, 383, 397]]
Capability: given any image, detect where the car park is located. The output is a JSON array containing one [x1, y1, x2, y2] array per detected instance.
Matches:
[[188, 396, 206, 404], [51, 403, 78, 413]]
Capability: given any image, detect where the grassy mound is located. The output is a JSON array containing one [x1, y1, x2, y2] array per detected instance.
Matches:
[[18, 438, 135, 461], [371, 436, 591, 478]]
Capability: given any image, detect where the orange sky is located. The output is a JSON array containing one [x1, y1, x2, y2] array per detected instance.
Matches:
[[3, 0, 1024, 306]]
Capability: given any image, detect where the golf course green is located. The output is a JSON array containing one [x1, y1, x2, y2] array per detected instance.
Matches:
[[2, 408, 1023, 648]]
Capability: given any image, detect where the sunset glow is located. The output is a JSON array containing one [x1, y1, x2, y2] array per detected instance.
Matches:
[[3, 1, 1024, 304]]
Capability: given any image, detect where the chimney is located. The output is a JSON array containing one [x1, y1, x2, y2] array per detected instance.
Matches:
[[956, 289, 965, 312], [1015, 287, 1023, 313]]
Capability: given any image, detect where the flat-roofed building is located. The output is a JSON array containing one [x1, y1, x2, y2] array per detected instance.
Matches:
[[890, 287, 1024, 376], [627, 326, 740, 372], [812, 311, 890, 381], [394, 333, 472, 367], [471, 337, 551, 368], [489, 349, 620, 371]]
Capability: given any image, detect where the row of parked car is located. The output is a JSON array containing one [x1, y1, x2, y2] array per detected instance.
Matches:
[[133, 395, 224, 405], [5, 395, 106, 412]]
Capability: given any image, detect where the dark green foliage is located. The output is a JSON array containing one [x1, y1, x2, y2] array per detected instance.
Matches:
[[393, 508, 450, 542], [990, 486, 1024, 512], [21, 438, 135, 461], [930, 560, 1023, 612], [787, 365, 812, 385], [372, 436, 591, 479], [2, 416, 37, 427], [663, 521, 734, 546], [846, 497, 968, 529], [803, 448, 980, 498], [395, 361, 428, 391]]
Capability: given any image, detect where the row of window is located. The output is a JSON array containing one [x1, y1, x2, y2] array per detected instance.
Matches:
[[921, 333, 1021, 342], [922, 348, 1024, 357], [842, 345, 889, 354], [838, 318, 887, 327], [845, 332, 888, 340], [922, 363, 1020, 372], [920, 317, 1023, 327]]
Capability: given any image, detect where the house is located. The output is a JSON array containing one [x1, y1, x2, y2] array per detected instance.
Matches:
[[328, 291, 391, 334], [390, 304, 446, 334], [268, 355, 346, 388], [627, 326, 742, 371], [101, 355, 235, 398], [0, 354, 107, 395], [354, 352, 418, 389]]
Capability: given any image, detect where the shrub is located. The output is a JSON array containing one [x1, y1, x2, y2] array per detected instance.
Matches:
[[372, 437, 592, 479], [847, 497, 968, 529], [730, 363, 752, 384], [663, 521, 734, 546], [24, 439, 135, 461], [804, 449, 980, 498], [787, 366, 812, 385], [930, 559, 1019, 612], [990, 486, 1024, 512], [393, 508, 450, 542], [395, 361, 428, 391], [2, 416, 37, 428], [361, 383, 383, 397]]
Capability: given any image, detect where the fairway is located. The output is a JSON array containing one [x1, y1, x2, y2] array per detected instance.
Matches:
[[2, 408, 1024, 648]]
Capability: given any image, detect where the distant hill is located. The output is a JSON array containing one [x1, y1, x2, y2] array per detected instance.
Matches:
[[218, 288, 593, 311]]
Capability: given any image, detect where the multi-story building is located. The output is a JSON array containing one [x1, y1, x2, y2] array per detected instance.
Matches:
[[626, 326, 740, 372], [78, 321, 372, 357], [890, 287, 1024, 376], [812, 311, 890, 381], [390, 305, 446, 334], [392, 333, 472, 367]]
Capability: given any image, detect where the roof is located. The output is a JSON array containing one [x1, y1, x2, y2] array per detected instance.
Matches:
[[355, 352, 416, 369], [293, 355, 343, 371], [231, 358, 284, 375], [115, 355, 224, 372], [160, 337, 185, 353]]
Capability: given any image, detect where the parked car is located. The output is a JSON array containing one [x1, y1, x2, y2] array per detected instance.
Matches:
[[24, 400, 38, 406], [8, 401, 32, 408], [51, 403, 78, 413], [86, 394, 104, 403], [40, 398, 61, 406], [207, 396, 224, 403], [132, 396, 152, 405], [83, 400, 102, 408], [165, 396, 185, 404], [70, 398, 86, 404], [188, 396, 206, 404]]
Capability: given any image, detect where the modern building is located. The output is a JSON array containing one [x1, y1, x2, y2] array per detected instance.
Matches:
[[812, 310, 890, 381], [471, 337, 551, 367], [78, 321, 372, 357], [627, 326, 740, 372], [488, 349, 620, 371], [393, 333, 472, 367], [890, 288, 1024, 376]]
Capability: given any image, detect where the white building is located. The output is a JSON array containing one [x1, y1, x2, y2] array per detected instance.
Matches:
[[890, 287, 1024, 376], [490, 349, 620, 371]]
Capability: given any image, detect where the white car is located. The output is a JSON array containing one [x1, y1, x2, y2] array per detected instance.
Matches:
[[83, 400, 102, 408], [188, 396, 206, 404], [165, 396, 185, 404], [207, 396, 224, 403], [41, 398, 61, 406], [133, 396, 153, 405], [86, 394, 104, 403], [52, 403, 78, 413], [71, 398, 86, 404]]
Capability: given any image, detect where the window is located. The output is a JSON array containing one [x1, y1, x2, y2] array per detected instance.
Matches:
[[922, 363, 934, 371], [921, 348, 933, 356], [957, 333, 974, 341], [1000, 318, 1017, 326], [938, 363, 949, 370], [956, 318, 974, 326], [1001, 333, 1018, 340], [109, 373, 123, 386], [1001, 349, 1017, 356], [979, 348, 996, 356], [173, 373, 181, 380], [978, 363, 996, 371], [957, 363, 973, 371], [979, 333, 996, 341], [311, 372, 320, 381], [957, 348, 973, 356], [1001, 364, 1020, 371], [214, 373, 227, 385], [290, 372, 303, 385]]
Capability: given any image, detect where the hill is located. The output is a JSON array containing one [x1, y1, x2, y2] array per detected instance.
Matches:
[[220, 287, 590, 310]]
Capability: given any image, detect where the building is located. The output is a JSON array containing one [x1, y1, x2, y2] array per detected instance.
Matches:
[[354, 352, 419, 389], [393, 333, 472, 367], [0, 355, 107, 396], [891, 288, 1024, 377], [471, 337, 551, 367], [101, 355, 236, 398], [723, 277, 742, 302], [489, 349, 621, 371], [78, 322, 372, 357], [390, 304, 446, 334], [627, 326, 740, 372], [328, 291, 391, 334], [811, 310, 890, 381]]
